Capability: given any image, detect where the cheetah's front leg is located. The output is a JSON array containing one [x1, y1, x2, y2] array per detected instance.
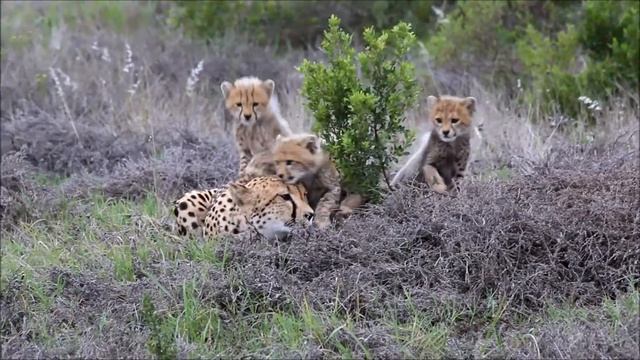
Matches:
[[422, 164, 447, 194], [334, 193, 364, 219], [449, 154, 469, 193], [238, 149, 252, 175], [314, 186, 341, 229]]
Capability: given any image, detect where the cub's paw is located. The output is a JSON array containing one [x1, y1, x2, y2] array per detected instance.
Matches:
[[313, 217, 332, 230], [431, 183, 448, 194]]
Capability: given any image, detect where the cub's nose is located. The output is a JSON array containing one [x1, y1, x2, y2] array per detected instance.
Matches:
[[442, 129, 450, 136], [244, 114, 252, 120]]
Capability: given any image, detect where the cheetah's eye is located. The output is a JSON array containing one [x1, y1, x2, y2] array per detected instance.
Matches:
[[252, 102, 258, 107], [286, 160, 293, 166], [235, 103, 242, 107], [451, 118, 459, 124], [435, 117, 442, 124]]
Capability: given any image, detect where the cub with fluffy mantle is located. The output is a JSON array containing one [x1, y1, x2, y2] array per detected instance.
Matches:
[[271, 133, 363, 229], [221, 76, 292, 177], [391, 95, 477, 193]]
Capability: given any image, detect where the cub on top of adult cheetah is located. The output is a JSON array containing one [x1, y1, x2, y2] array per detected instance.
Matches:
[[220, 76, 292, 177], [271, 133, 365, 229], [392, 95, 478, 194]]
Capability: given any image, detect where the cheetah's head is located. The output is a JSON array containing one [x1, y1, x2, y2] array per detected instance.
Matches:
[[227, 179, 314, 239], [427, 95, 476, 142], [272, 133, 326, 184], [221, 77, 275, 126]]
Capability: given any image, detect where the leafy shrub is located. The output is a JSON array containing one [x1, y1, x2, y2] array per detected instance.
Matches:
[[298, 15, 419, 202]]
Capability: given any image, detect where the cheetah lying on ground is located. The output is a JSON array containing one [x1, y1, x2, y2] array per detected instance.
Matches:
[[174, 176, 314, 240]]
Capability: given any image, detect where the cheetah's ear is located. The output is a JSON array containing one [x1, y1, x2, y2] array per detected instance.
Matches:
[[301, 134, 320, 154], [228, 183, 251, 207], [220, 81, 233, 99], [463, 97, 477, 114], [426, 95, 439, 110], [263, 79, 275, 98]]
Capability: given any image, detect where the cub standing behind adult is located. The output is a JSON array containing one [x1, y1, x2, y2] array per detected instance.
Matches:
[[220, 76, 292, 178], [392, 95, 477, 193]]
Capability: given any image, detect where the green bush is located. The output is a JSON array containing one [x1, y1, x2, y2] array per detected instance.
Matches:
[[298, 15, 419, 202]]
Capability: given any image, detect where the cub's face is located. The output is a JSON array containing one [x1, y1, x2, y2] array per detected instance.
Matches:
[[428, 95, 476, 142], [272, 134, 322, 184], [275, 159, 312, 183], [221, 78, 275, 126]]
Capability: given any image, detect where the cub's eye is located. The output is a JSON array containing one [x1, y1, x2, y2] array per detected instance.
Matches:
[[235, 103, 242, 107], [435, 117, 443, 124], [451, 118, 459, 124], [286, 160, 293, 166], [252, 102, 258, 107]]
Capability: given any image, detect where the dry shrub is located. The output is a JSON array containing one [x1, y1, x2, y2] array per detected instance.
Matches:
[[0, 25, 309, 136], [0, 268, 152, 359], [2, 113, 149, 175], [0, 151, 46, 228], [475, 297, 639, 359], [217, 144, 638, 321], [59, 135, 238, 202]]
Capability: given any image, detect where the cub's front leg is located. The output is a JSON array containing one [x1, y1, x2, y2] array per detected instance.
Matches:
[[422, 164, 447, 194], [237, 146, 252, 175], [314, 186, 341, 229], [334, 193, 364, 220], [313, 165, 342, 229]]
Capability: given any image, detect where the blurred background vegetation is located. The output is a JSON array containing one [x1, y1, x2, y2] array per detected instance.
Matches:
[[168, 0, 639, 120], [2, 0, 637, 122]]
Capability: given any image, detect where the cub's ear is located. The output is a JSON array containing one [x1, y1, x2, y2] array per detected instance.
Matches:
[[426, 95, 439, 110], [301, 134, 320, 154], [220, 81, 233, 99], [263, 79, 275, 98], [463, 97, 477, 114], [227, 183, 251, 207]]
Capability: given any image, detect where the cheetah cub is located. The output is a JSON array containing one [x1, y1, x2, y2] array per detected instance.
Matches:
[[221, 76, 292, 177], [392, 95, 477, 193]]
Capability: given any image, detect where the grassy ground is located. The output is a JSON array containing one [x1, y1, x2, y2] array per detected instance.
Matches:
[[1, 1, 639, 359]]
